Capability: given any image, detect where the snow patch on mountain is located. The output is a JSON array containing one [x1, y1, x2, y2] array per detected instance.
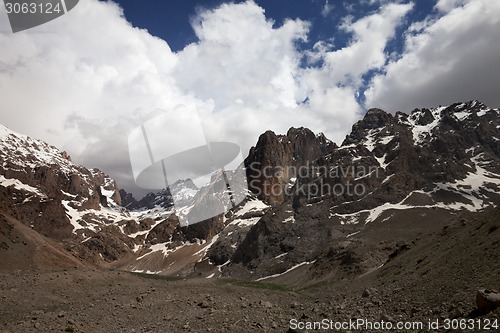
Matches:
[[234, 199, 269, 217], [0, 124, 73, 171], [0, 175, 45, 198], [363, 129, 379, 152], [255, 260, 317, 281], [227, 198, 269, 227], [407, 106, 445, 144], [137, 242, 188, 260], [454, 111, 470, 121]]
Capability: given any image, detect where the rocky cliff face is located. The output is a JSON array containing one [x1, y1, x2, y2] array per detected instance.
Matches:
[[245, 127, 337, 205]]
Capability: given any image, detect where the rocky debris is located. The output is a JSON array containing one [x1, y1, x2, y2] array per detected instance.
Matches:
[[387, 242, 412, 260], [0, 213, 87, 271], [2, 265, 499, 333], [476, 289, 500, 313], [260, 300, 273, 308], [362, 288, 377, 298]]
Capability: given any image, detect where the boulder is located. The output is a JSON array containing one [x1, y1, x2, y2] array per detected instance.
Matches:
[[476, 289, 500, 312]]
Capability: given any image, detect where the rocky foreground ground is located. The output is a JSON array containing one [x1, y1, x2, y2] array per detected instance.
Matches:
[[1, 265, 498, 333]]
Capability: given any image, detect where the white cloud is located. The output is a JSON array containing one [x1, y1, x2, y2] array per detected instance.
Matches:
[[172, 1, 412, 149], [435, 0, 468, 13], [316, 2, 413, 88], [0, 0, 413, 197], [365, 0, 500, 112], [0, 1, 192, 142], [174, 2, 309, 112]]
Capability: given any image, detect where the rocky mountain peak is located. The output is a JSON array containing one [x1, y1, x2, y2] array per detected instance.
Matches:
[[414, 108, 435, 125], [287, 126, 325, 166], [363, 108, 394, 128], [286, 126, 314, 138], [245, 127, 336, 204], [316, 132, 337, 153], [119, 189, 138, 209], [342, 108, 395, 146]]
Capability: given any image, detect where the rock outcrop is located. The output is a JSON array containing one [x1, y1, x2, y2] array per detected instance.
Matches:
[[245, 127, 337, 205], [0, 126, 124, 241]]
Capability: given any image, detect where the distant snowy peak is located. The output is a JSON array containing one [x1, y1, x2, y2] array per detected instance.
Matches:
[[127, 178, 200, 213], [0, 123, 22, 139], [169, 178, 199, 206]]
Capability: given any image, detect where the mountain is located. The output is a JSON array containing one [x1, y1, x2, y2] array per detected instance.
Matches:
[[0, 125, 122, 238], [0, 124, 134, 266], [0, 100, 499, 284], [0, 125, 227, 271], [208, 100, 500, 281]]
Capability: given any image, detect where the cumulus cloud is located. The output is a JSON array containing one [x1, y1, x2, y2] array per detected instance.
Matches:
[[174, 2, 308, 113], [0, 0, 413, 196], [365, 0, 500, 112], [308, 2, 413, 88]]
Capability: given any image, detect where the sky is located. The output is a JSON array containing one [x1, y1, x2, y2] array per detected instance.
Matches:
[[0, 0, 499, 197]]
